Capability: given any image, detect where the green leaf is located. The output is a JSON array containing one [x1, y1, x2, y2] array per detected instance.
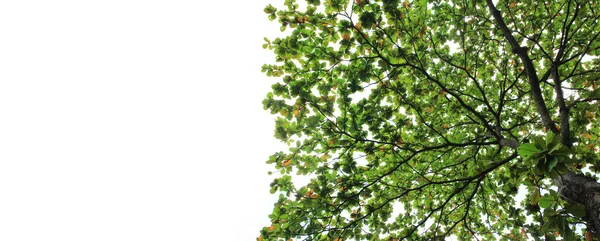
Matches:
[[531, 152, 545, 162], [551, 145, 571, 156], [545, 155, 559, 173], [264, 4, 277, 14], [554, 162, 569, 174], [562, 226, 576, 241], [533, 136, 546, 150], [518, 143, 541, 159], [546, 131, 561, 150], [535, 158, 546, 174], [531, 189, 541, 205], [542, 214, 559, 232], [564, 203, 586, 218], [539, 196, 555, 209]]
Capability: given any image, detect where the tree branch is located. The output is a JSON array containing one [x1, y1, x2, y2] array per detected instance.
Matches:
[[485, 0, 558, 134], [551, 66, 572, 147]]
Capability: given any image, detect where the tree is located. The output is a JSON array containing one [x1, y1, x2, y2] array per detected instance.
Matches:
[[259, 0, 600, 240]]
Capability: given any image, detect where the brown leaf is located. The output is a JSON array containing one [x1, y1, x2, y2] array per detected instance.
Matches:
[[586, 231, 593, 241], [396, 137, 404, 147], [342, 33, 351, 40]]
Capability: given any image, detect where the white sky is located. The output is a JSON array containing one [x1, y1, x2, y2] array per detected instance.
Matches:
[[0, 1, 286, 240]]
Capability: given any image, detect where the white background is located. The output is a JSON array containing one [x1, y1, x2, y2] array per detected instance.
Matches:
[[0, 1, 285, 240]]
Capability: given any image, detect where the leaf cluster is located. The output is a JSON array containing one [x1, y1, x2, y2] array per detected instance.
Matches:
[[259, 0, 600, 240]]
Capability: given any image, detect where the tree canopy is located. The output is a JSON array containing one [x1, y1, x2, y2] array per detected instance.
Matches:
[[259, 0, 600, 240]]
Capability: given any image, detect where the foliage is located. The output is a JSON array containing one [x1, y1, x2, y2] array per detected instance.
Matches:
[[259, 0, 600, 240]]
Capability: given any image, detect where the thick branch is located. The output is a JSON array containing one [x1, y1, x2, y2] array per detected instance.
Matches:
[[551, 66, 572, 147], [499, 139, 519, 149], [485, 0, 558, 134], [556, 172, 600, 234]]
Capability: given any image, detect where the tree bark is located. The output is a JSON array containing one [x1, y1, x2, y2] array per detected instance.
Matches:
[[556, 172, 600, 234]]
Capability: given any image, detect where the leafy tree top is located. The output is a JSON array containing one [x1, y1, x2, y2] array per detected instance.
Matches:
[[259, 0, 600, 240]]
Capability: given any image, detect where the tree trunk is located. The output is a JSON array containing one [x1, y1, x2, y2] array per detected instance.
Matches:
[[556, 172, 600, 235]]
